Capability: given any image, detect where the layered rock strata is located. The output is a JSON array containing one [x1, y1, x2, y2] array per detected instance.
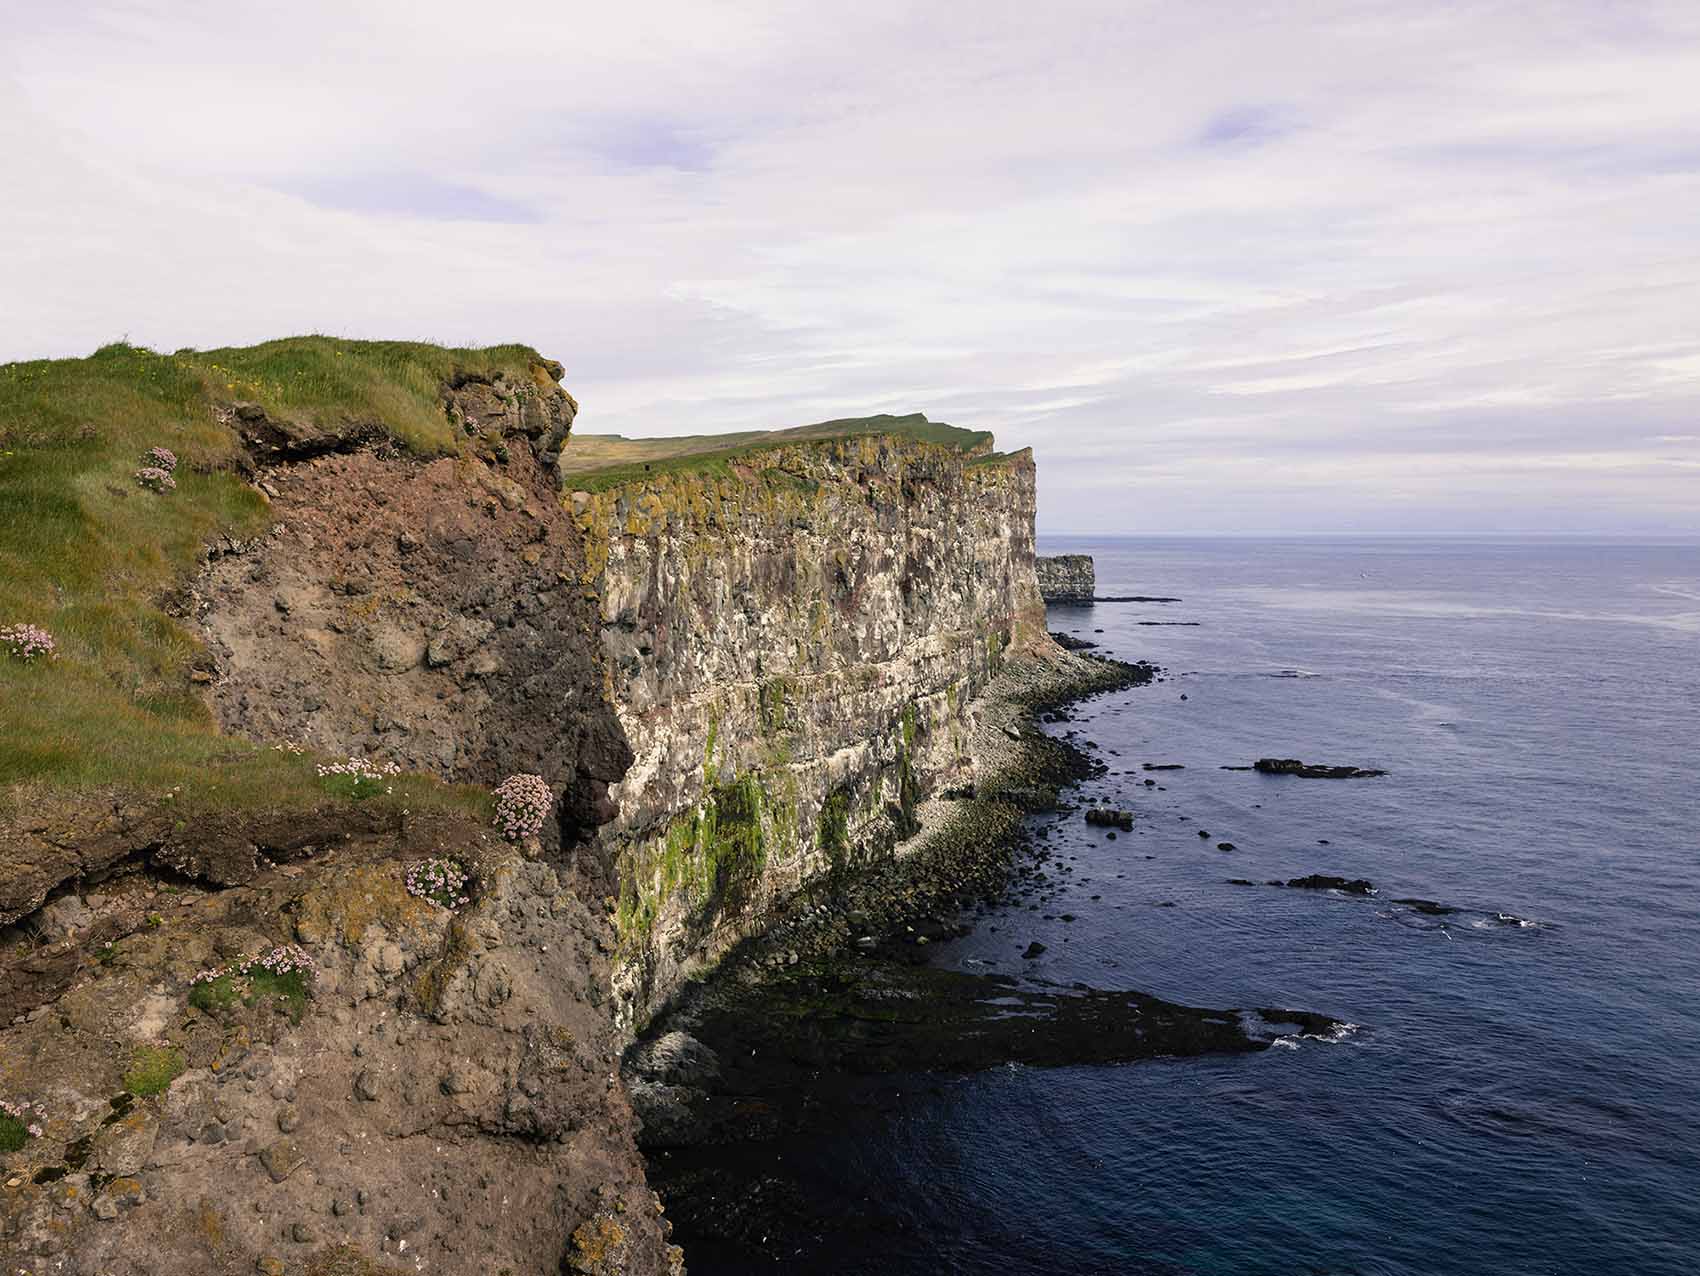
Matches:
[[570, 435, 1047, 1021], [1035, 553, 1095, 604]]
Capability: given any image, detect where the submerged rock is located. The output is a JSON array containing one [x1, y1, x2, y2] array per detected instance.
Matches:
[[1253, 758, 1387, 779], [1393, 897, 1458, 916], [636, 958, 1341, 1150], [1282, 874, 1376, 895]]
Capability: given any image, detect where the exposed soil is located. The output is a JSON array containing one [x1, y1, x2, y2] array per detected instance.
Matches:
[[197, 424, 632, 867]]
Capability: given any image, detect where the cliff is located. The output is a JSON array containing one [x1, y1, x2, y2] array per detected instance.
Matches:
[[1036, 553, 1095, 604], [0, 340, 677, 1276], [561, 418, 1048, 1020], [0, 344, 1057, 1276]]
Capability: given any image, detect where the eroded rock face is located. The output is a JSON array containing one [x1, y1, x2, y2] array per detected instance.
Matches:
[[1035, 553, 1095, 604], [0, 365, 684, 1274], [0, 816, 679, 1275], [573, 436, 1048, 1020], [196, 423, 632, 856]]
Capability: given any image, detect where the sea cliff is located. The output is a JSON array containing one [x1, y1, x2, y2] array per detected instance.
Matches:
[[562, 420, 1048, 1020], [0, 344, 1068, 1276], [1036, 552, 1095, 603]]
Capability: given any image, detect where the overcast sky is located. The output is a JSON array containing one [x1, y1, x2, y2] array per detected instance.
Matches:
[[4, 2, 1698, 534]]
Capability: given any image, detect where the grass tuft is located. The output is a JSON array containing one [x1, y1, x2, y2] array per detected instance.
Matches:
[[123, 1045, 185, 1097], [0, 1113, 28, 1153]]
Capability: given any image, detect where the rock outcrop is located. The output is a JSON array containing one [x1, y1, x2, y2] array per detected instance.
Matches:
[[568, 432, 1047, 1021], [1035, 553, 1095, 604], [0, 816, 679, 1276], [199, 375, 630, 849], [0, 355, 680, 1276]]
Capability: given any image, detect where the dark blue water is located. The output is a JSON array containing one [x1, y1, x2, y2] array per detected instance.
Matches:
[[690, 538, 1700, 1274]]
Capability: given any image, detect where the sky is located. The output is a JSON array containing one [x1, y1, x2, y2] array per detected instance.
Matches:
[[3, 1, 1698, 535]]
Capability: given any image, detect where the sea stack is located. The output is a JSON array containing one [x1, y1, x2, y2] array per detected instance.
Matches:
[[1036, 553, 1095, 604]]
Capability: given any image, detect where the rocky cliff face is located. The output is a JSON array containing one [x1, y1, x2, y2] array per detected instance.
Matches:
[[199, 370, 630, 850], [569, 435, 1047, 1020], [1036, 553, 1095, 604], [0, 339, 1057, 1275], [0, 358, 680, 1276]]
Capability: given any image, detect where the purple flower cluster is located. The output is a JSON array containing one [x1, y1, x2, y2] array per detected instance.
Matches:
[[0, 623, 55, 661], [247, 944, 314, 977], [143, 446, 178, 472], [493, 773, 553, 841], [405, 856, 472, 908], [135, 465, 176, 493], [0, 1098, 45, 1139], [317, 754, 400, 798], [192, 944, 315, 987], [316, 755, 401, 781]]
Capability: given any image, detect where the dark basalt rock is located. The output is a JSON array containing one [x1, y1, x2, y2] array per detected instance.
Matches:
[[1049, 631, 1100, 651], [1283, 874, 1376, 895], [1142, 763, 1184, 771], [636, 960, 1341, 1150], [1085, 808, 1134, 831], [1217, 842, 1236, 852], [1253, 758, 1387, 779], [1023, 942, 1047, 959]]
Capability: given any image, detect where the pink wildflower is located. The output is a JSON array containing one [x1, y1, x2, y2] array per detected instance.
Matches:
[[0, 623, 55, 661], [135, 466, 176, 493], [405, 857, 473, 908], [493, 773, 553, 841]]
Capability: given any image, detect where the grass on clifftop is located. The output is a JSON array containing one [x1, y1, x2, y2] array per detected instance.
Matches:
[[192, 336, 554, 455], [559, 412, 995, 492], [0, 337, 541, 813]]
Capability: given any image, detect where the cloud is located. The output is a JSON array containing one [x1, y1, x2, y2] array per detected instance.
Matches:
[[1196, 105, 1296, 148], [2, 0, 1698, 534], [282, 174, 542, 223]]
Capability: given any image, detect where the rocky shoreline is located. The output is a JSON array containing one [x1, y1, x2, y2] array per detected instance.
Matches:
[[623, 646, 1339, 1263]]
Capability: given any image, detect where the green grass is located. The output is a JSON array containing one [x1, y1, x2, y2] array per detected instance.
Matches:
[[187, 973, 239, 1012], [0, 1112, 29, 1153], [189, 337, 555, 455], [246, 968, 310, 1022], [0, 337, 546, 815], [559, 412, 995, 491], [189, 963, 311, 1022], [122, 1045, 185, 1097]]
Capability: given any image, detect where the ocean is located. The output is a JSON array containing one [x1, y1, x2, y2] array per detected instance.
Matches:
[[676, 536, 1700, 1275]]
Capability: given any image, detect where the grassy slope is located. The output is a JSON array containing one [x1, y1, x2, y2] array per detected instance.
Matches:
[[0, 337, 547, 815], [558, 412, 995, 492]]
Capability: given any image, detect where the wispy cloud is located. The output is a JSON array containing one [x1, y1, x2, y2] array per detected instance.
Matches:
[[1196, 104, 1296, 148], [283, 174, 541, 223], [2, 0, 1698, 534]]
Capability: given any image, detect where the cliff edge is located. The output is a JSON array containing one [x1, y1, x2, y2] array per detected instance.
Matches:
[[0, 339, 677, 1276], [560, 419, 1047, 1020]]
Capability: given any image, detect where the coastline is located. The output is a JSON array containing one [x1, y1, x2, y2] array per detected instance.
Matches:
[[624, 641, 1336, 1265]]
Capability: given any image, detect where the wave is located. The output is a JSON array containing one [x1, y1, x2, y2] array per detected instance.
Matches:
[[1271, 1021, 1361, 1051]]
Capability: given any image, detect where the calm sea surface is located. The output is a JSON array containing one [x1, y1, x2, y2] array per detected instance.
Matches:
[[682, 537, 1700, 1275]]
